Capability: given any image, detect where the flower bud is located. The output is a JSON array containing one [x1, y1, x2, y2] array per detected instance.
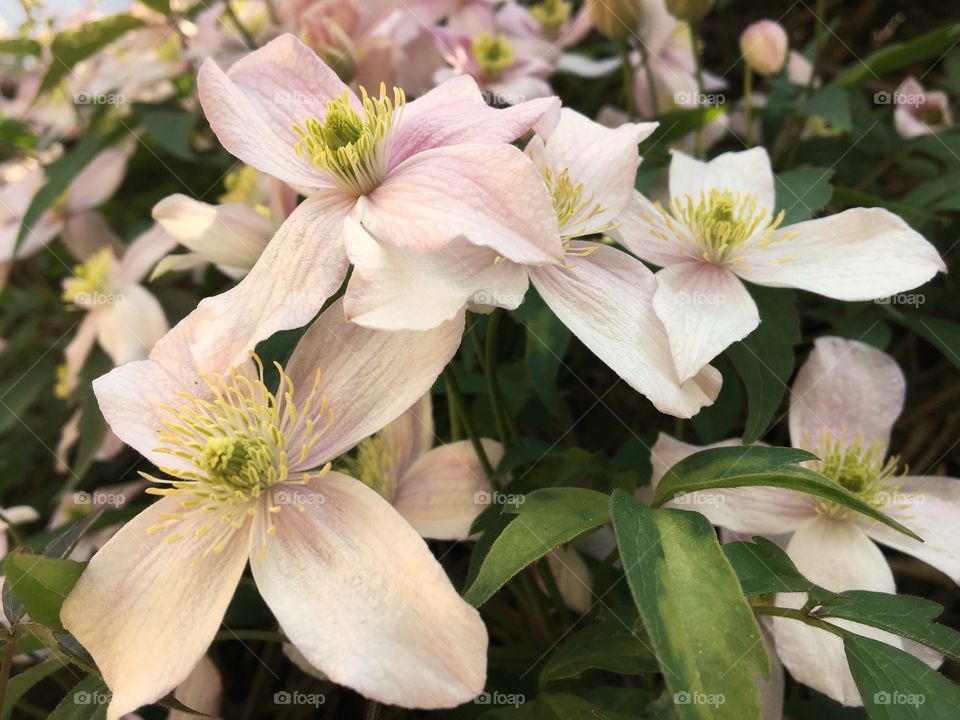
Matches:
[[739, 20, 788, 76], [664, 0, 713, 23], [586, 0, 643, 42]]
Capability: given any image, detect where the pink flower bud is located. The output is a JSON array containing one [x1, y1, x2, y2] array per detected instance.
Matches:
[[740, 20, 788, 76]]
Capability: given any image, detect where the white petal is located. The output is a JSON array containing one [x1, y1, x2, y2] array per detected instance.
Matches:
[[669, 147, 776, 216], [530, 244, 720, 418], [652, 262, 760, 383], [97, 286, 168, 365], [66, 148, 128, 213], [789, 336, 904, 451], [381, 393, 434, 481], [252, 474, 487, 708], [610, 190, 693, 268], [545, 545, 593, 614], [117, 224, 179, 285], [61, 497, 251, 720], [169, 655, 222, 720], [739, 208, 945, 300]]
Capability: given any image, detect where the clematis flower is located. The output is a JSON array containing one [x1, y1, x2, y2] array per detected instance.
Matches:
[[893, 76, 953, 139], [613, 147, 945, 382], [649, 336, 960, 705], [184, 32, 561, 371], [62, 300, 485, 718], [345, 392, 501, 540], [343, 108, 721, 417], [152, 165, 295, 279]]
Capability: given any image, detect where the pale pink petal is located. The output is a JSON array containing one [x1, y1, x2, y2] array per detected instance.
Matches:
[[611, 190, 692, 268], [117, 224, 179, 285], [363, 143, 563, 264], [188, 192, 353, 371], [253, 474, 486, 708], [771, 517, 897, 707], [66, 148, 128, 213], [650, 433, 816, 533], [0, 212, 63, 262], [393, 439, 502, 540], [652, 262, 760, 383], [669, 147, 776, 217], [153, 194, 274, 270], [343, 216, 528, 330], [737, 208, 945, 300], [789, 336, 904, 452], [59, 312, 101, 398], [389, 74, 560, 167], [545, 545, 593, 614], [60, 211, 122, 261], [283, 299, 464, 468], [381, 393, 435, 481], [97, 286, 168, 365], [529, 243, 721, 418], [61, 497, 252, 720], [861, 475, 960, 584], [169, 655, 222, 720]]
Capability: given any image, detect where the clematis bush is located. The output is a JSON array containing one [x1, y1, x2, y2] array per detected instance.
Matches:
[[1, 1, 960, 719]]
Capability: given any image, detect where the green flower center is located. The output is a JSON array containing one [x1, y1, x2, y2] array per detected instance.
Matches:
[[810, 434, 904, 517], [473, 32, 516, 80], [62, 247, 116, 306], [531, 0, 572, 35]]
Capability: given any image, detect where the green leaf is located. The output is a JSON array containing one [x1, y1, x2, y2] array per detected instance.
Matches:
[[41, 14, 146, 93], [640, 105, 729, 150], [1, 658, 61, 718], [515, 291, 571, 417], [0, 361, 56, 434], [135, 105, 198, 160], [833, 24, 960, 88], [463, 488, 610, 607], [611, 492, 768, 720], [650, 445, 920, 540], [727, 287, 799, 442], [0, 37, 42, 56], [845, 632, 960, 720], [540, 617, 658, 686], [139, 0, 172, 14], [882, 308, 960, 372], [42, 507, 107, 560], [3, 553, 86, 629], [724, 537, 831, 599], [775, 167, 835, 225], [48, 675, 109, 720], [798, 87, 851, 132]]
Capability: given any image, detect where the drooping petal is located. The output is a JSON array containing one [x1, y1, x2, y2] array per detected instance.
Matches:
[[152, 194, 274, 270], [169, 655, 223, 720], [362, 143, 563, 264], [61, 497, 252, 720], [389, 74, 560, 167], [59, 311, 101, 398], [59, 211, 123, 262], [283, 299, 464, 468], [252, 474, 487, 708], [188, 192, 353, 371], [393, 439, 502, 540], [652, 261, 760, 383], [650, 433, 816, 533], [381, 393, 435, 481], [530, 243, 721, 418], [738, 208, 945, 300], [97, 286, 169, 365], [611, 190, 697, 268], [343, 216, 528, 330], [545, 545, 593, 614], [861, 475, 960, 584], [771, 517, 908, 706], [116, 224, 179, 285], [66, 148, 129, 213], [197, 34, 349, 188], [669, 147, 776, 216], [788, 336, 905, 452]]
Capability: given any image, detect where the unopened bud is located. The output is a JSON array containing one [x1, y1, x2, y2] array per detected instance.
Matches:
[[586, 0, 643, 42], [740, 20, 788, 76], [664, 0, 713, 23]]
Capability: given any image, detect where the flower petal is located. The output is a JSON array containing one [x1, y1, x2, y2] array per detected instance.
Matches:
[[283, 299, 464, 467], [343, 216, 528, 330], [116, 224, 179, 285], [381, 393, 434, 481], [652, 262, 760, 383], [530, 243, 721, 418], [61, 496, 251, 720], [611, 190, 696, 268], [253, 474, 487, 708], [789, 336, 904, 452], [97, 286, 168, 365], [363, 143, 563, 264], [669, 147, 776, 216], [66, 148, 128, 213], [738, 208, 945, 300], [169, 655, 222, 720], [394, 439, 502, 540]]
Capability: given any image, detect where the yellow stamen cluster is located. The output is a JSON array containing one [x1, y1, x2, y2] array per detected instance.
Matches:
[[810, 433, 904, 518], [62, 247, 115, 306], [473, 32, 516, 80], [542, 167, 608, 255], [144, 355, 334, 561], [293, 84, 405, 196], [54, 364, 71, 399], [343, 433, 399, 502], [531, 0, 573, 35], [219, 165, 270, 217], [651, 189, 789, 264]]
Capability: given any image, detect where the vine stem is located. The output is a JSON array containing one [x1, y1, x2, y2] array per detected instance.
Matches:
[[743, 65, 755, 146], [621, 44, 637, 119], [223, 0, 256, 49], [638, 44, 660, 116], [443, 366, 496, 480], [483, 310, 517, 446], [752, 605, 845, 638], [690, 23, 707, 158]]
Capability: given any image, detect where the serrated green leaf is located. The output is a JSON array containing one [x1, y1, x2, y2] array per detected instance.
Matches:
[[540, 617, 658, 686], [650, 445, 919, 540], [3, 553, 86, 629], [48, 675, 109, 720], [611, 492, 768, 720], [775, 167, 835, 225], [463, 488, 610, 607], [724, 537, 832, 599], [41, 14, 146, 93]]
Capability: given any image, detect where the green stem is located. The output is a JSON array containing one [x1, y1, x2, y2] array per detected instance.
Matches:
[[364, 701, 382, 720], [443, 367, 495, 480], [743, 65, 754, 146], [807, 0, 826, 95], [445, 374, 463, 441], [690, 24, 707, 158], [638, 44, 660, 116], [0, 629, 19, 713], [752, 605, 845, 638], [484, 310, 517, 446], [621, 44, 637, 119], [223, 0, 256, 49]]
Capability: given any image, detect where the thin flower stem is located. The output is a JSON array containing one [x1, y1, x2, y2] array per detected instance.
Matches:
[[752, 605, 846, 638], [639, 44, 660, 116], [0, 629, 19, 712], [443, 366, 496, 480], [621, 44, 637, 119], [743, 65, 755, 146], [223, 0, 257, 49], [484, 309, 517, 446], [690, 24, 707, 158], [364, 700, 382, 720], [445, 374, 464, 441]]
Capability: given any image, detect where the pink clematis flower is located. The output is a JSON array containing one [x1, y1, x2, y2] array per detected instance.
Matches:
[[62, 300, 485, 718], [186, 32, 561, 371], [649, 336, 960, 705], [893, 76, 953, 139], [613, 147, 945, 382], [343, 108, 721, 417]]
